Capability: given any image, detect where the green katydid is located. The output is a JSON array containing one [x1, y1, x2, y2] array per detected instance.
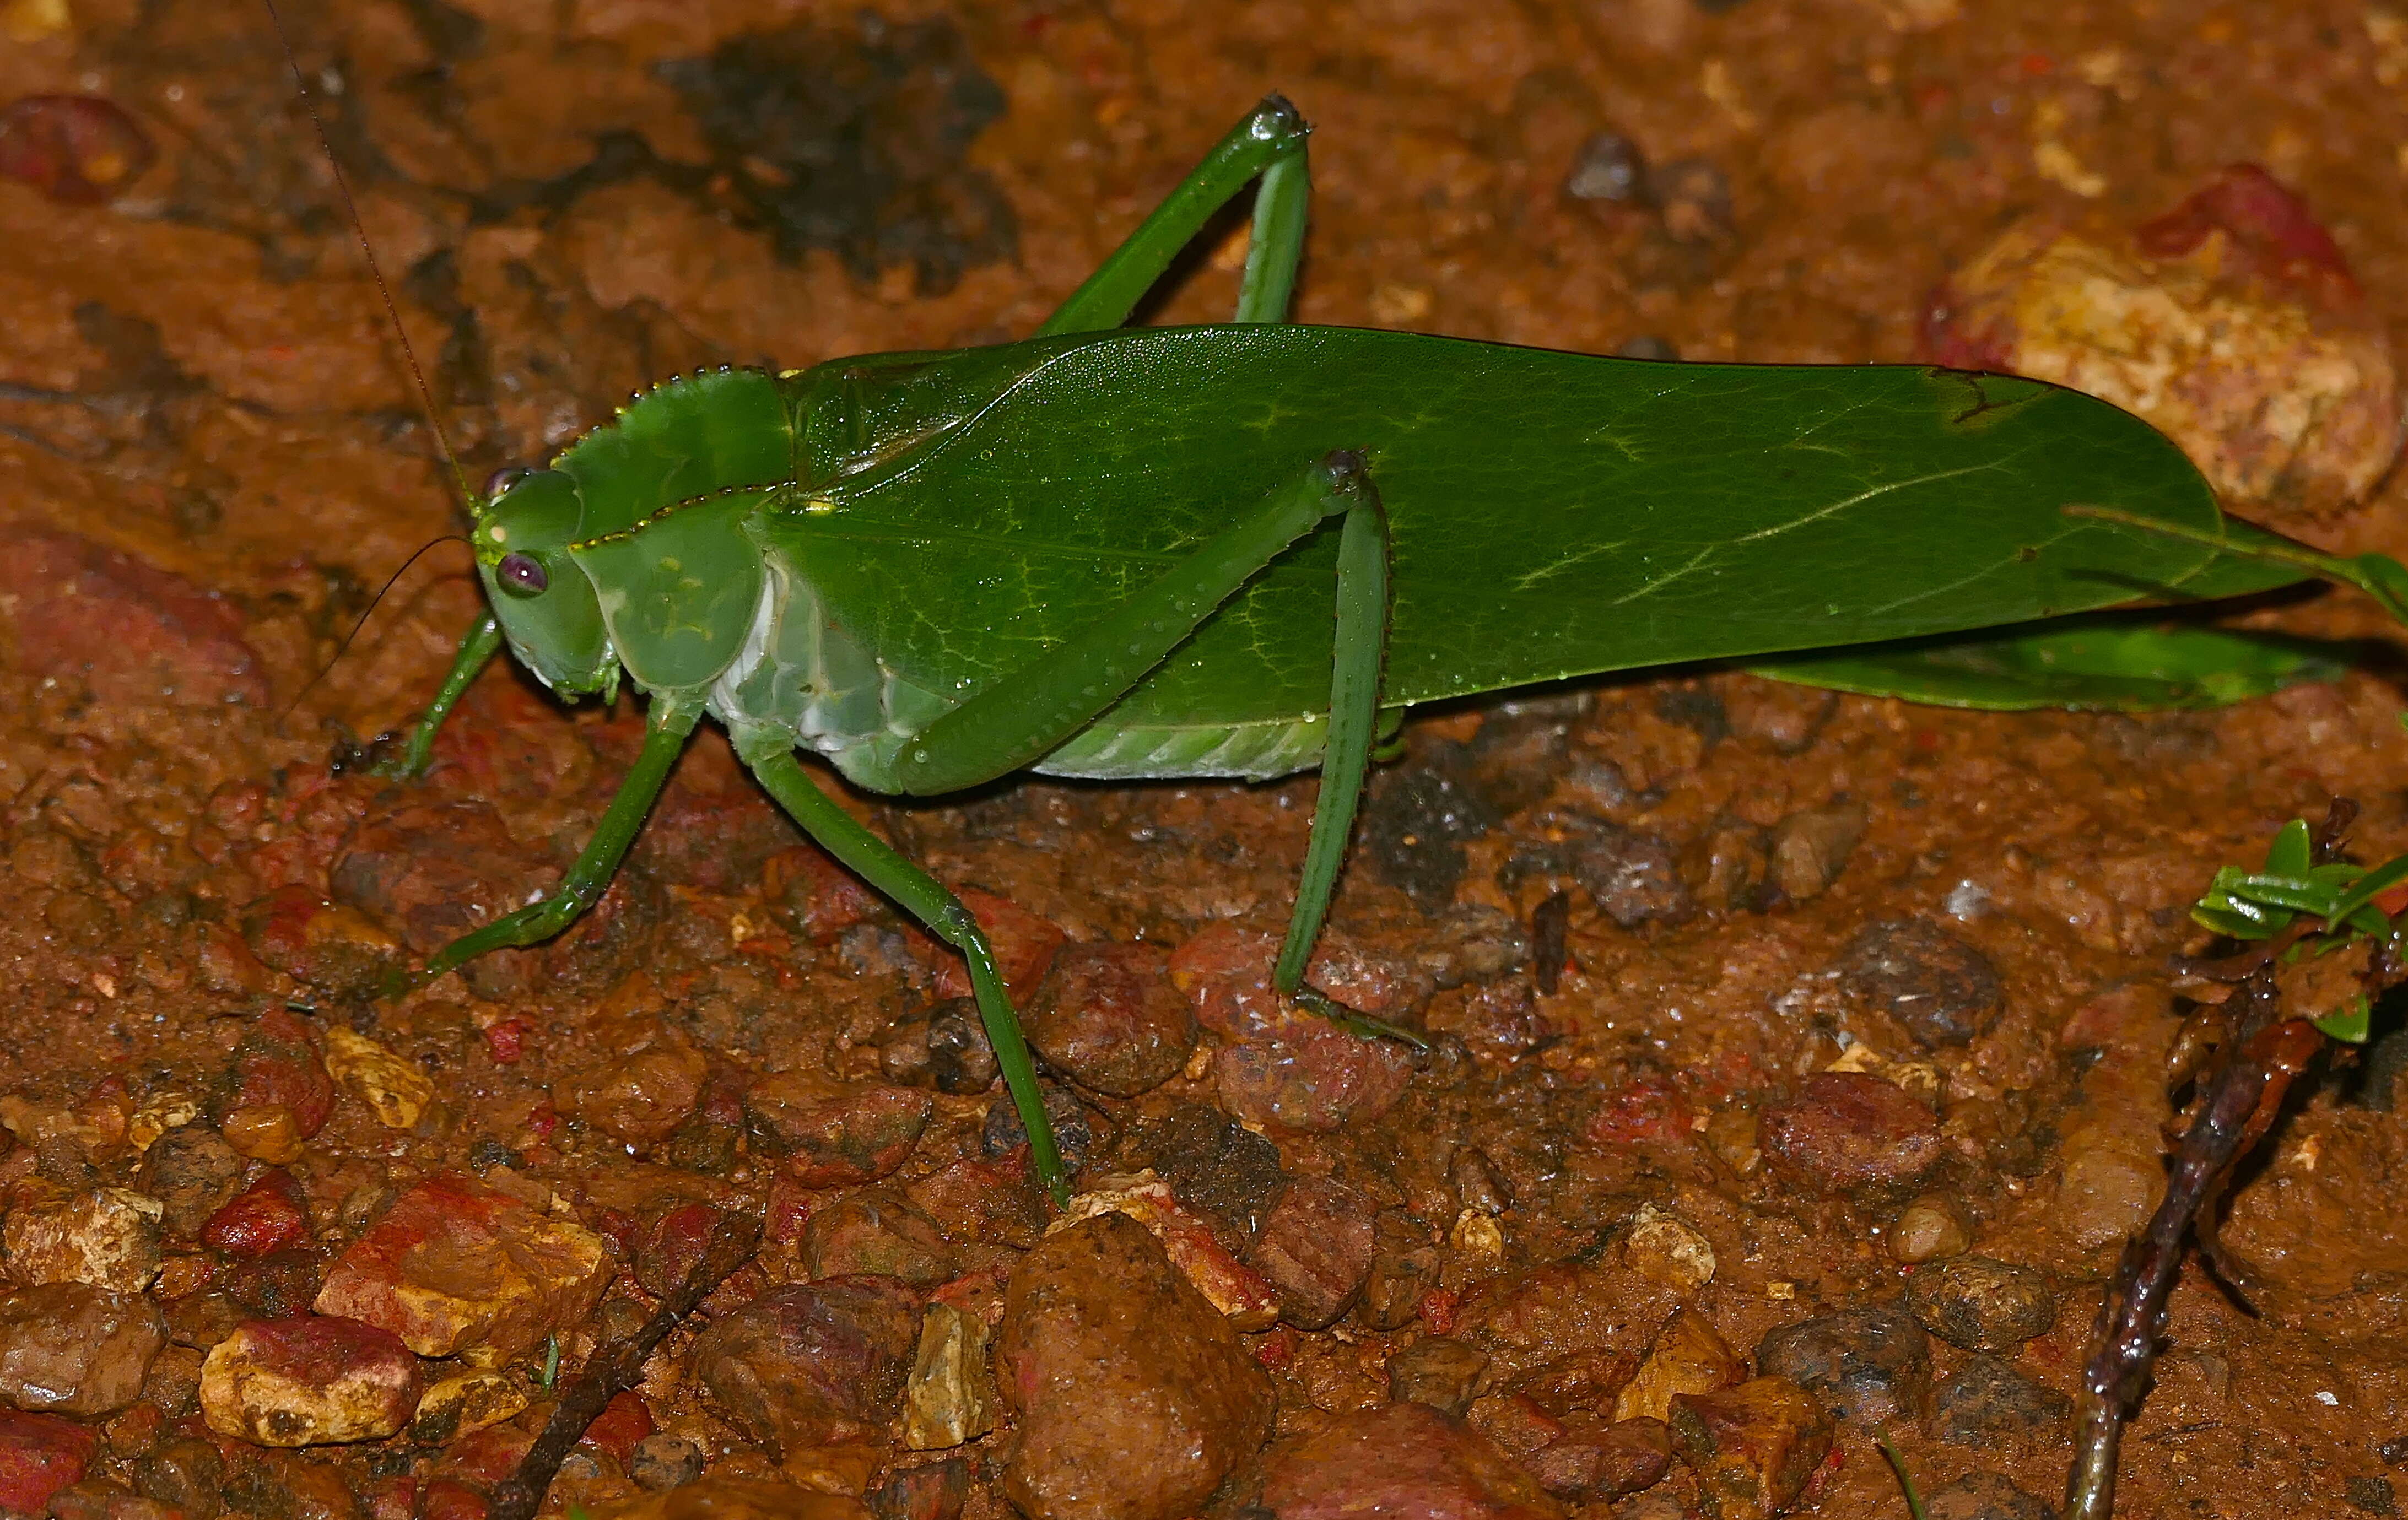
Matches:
[[366, 95, 2325, 1205]]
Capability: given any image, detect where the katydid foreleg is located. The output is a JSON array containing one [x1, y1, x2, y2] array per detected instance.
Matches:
[[381, 610, 501, 780], [415, 696, 702, 982]]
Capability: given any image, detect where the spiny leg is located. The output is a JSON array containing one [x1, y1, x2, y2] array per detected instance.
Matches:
[[1273, 475, 1390, 999], [376, 610, 503, 780], [1036, 95, 1310, 336], [419, 695, 702, 982], [738, 738, 1071, 1207]]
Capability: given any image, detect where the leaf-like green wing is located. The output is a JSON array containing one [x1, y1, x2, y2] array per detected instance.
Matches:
[[768, 327, 2309, 742], [1750, 619, 2351, 712]]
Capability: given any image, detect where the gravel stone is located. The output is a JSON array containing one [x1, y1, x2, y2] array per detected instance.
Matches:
[[1758, 1073, 1946, 1199], [1753, 1300, 1930, 1426], [0, 1283, 167, 1415], [1834, 918, 2004, 1048], [1250, 1176, 1376, 1329], [688, 1276, 920, 1458], [1667, 1376, 1833, 1520], [1260, 1402, 1564, 1520], [997, 1213, 1273, 1520], [1910, 1257, 2059, 1352], [198, 1315, 422, 1446], [1025, 942, 1197, 1097], [1932, 1354, 2072, 1446], [1388, 1336, 1491, 1416]]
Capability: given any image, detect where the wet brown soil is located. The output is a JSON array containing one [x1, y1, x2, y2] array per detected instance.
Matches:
[[4, 1, 2408, 1517]]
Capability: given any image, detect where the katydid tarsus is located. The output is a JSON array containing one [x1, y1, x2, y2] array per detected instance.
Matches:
[[344, 94, 2334, 1207]]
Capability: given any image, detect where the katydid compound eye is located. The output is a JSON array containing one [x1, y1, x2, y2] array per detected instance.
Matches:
[[484, 466, 531, 500], [496, 552, 549, 595]]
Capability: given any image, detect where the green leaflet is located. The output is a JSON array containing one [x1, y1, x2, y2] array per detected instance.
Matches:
[[2185, 818, 2408, 1044], [1748, 619, 2350, 712]]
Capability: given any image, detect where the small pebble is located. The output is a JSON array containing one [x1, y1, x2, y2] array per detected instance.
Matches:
[[1622, 1204, 1715, 1291], [1387, 1336, 1490, 1417], [1024, 942, 1197, 1098], [1754, 1301, 1930, 1427], [1565, 131, 1648, 203], [1889, 1194, 1972, 1264], [1910, 1256, 2058, 1352], [0, 1283, 166, 1415], [1615, 1308, 1744, 1425], [0, 95, 156, 204], [1758, 1073, 1946, 1199], [1833, 919, 2004, 1048], [1932, 1355, 2072, 1446], [629, 1432, 704, 1492], [199, 1315, 421, 1446], [1667, 1376, 1832, 1520]]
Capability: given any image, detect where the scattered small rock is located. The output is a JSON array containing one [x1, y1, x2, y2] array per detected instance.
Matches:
[[902, 1301, 995, 1451], [1025, 942, 1197, 1097], [745, 1072, 932, 1187], [688, 1276, 920, 1458], [802, 1189, 957, 1287], [1056, 1175, 1282, 1330], [1259, 1402, 1564, 1520], [198, 1170, 309, 1259], [869, 1458, 968, 1520], [1250, 1177, 1376, 1329], [136, 1126, 246, 1238], [1753, 1300, 1930, 1426], [1889, 1194, 1973, 1264], [1833, 919, 2004, 1048], [629, 1432, 705, 1492], [1521, 1416, 1672, 1503], [1769, 799, 1867, 902], [1359, 1211, 1445, 1330], [553, 1018, 710, 1149], [1616, 1308, 1745, 1424], [0, 1409, 99, 1513], [1216, 1025, 1414, 1133], [1622, 1204, 1715, 1291], [928, 888, 1065, 1003], [409, 1369, 526, 1446], [1570, 822, 1695, 929], [878, 1002, 997, 1095], [199, 1315, 422, 1446], [1388, 1336, 1491, 1417], [997, 1213, 1273, 1520], [214, 1004, 341, 1139], [313, 1172, 611, 1358], [1667, 1377, 1833, 1520], [0, 1283, 166, 1416], [1910, 1257, 2059, 1352], [130, 1436, 221, 1518], [320, 1026, 436, 1131], [1758, 1073, 1946, 1199], [2, 1183, 164, 1292], [1931, 1354, 2072, 1446]]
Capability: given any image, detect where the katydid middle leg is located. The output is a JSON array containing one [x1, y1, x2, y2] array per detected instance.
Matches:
[[735, 737, 1072, 1207], [418, 695, 701, 982]]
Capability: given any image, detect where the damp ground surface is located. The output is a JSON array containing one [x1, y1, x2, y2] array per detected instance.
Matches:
[[3, 1, 2408, 1518]]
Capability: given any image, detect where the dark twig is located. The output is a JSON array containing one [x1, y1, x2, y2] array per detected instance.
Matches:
[[489, 1210, 762, 1520], [2061, 1003, 2322, 1520]]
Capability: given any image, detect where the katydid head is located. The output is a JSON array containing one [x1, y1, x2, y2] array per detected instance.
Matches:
[[474, 468, 617, 696]]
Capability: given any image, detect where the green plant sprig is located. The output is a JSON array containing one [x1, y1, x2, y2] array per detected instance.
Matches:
[[2188, 816, 2408, 1042]]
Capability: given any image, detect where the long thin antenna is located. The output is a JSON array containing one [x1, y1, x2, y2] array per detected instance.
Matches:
[[279, 534, 473, 727], [260, 0, 476, 511]]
